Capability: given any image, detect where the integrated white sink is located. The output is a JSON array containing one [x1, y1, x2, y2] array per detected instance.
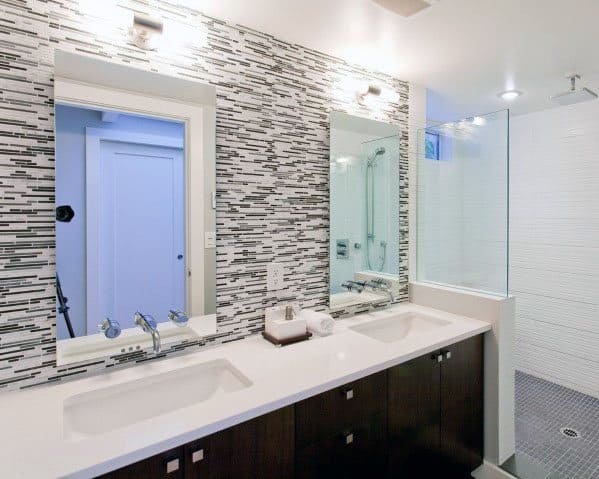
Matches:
[[349, 312, 451, 343], [63, 359, 251, 438]]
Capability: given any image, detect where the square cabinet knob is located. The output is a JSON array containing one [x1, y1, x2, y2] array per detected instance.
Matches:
[[345, 389, 354, 400], [192, 449, 205, 463], [166, 458, 180, 473], [345, 433, 354, 445]]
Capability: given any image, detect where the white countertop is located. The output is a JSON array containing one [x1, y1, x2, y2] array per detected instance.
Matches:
[[0, 303, 491, 479]]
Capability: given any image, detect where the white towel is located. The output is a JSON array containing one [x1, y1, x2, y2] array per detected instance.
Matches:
[[302, 309, 335, 336]]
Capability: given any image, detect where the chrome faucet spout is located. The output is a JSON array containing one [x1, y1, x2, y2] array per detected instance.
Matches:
[[366, 279, 394, 302], [149, 328, 161, 353], [134, 311, 161, 353]]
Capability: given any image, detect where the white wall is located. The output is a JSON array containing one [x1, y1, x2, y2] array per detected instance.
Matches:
[[510, 102, 599, 398]]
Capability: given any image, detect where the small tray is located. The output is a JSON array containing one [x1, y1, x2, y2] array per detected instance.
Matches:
[[262, 330, 312, 347]]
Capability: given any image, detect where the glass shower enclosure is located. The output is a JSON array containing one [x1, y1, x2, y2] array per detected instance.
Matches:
[[416, 109, 509, 296]]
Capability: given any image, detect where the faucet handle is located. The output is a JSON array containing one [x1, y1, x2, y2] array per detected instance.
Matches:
[[347, 280, 366, 292], [367, 278, 388, 289], [98, 317, 121, 339], [168, 310, 189, 327], [135, 311, 157, 329]]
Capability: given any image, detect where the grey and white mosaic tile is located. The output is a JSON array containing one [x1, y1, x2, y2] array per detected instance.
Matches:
[[514, 371, 599, 479], [0, 1, 409, 390]]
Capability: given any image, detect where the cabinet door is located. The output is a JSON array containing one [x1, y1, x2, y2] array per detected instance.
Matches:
[[184, 406, 294, 479], [96, 446, 184, 479], [295, 370, 387, 448], [255, 404, 295, 479], [387, 353, 441, 478], [440, 335, 484, 478], [296, 420, 386, 479], [295, 371, 388, 479]]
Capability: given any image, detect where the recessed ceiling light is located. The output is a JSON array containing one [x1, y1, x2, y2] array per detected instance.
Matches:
[[498, 90, 522, 101]]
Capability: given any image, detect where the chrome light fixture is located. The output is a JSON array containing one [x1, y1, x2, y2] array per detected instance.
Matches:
[[357, 84, 382, 104], [357, 83, 400, 105], [128, 14, 163, 50]]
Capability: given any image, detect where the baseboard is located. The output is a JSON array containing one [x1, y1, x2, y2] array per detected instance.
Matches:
[[472, 461, 517, 479]]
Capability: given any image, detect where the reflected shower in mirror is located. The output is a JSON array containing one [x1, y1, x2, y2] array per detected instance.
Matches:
[[329, 111, 402, 311]]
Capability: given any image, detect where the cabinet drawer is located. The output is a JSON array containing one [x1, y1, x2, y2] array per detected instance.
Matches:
[[96, 446, 184, 479], [295, 370, 387, 448], [184, 406, 294, 479], [296, 420, 386, 479]]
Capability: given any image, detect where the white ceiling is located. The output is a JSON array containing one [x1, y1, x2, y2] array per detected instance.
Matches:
[[185, 0, 599, 119]]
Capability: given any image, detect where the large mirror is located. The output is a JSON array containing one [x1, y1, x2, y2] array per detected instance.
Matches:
[[54, 51, 216, 365], [329, 111, 402, 310]]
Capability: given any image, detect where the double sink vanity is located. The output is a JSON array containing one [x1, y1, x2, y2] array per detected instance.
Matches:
[[0, 304, 490, 478], [0, 52, 492, 478]]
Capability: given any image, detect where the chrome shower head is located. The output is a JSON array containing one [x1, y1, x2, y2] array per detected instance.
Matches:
[[551, 74, 598, 106]]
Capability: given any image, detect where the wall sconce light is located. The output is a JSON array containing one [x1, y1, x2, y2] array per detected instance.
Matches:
[[357, 84, 382, 104], [78, 1, 207, 52], [356, 82, 401, 106], [128, 14, 163, 51]]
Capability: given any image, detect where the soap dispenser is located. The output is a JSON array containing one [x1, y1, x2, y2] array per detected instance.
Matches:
[[263, 303, 309, 345]]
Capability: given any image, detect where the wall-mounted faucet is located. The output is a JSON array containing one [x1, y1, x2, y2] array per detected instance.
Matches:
[[366, 278, 393, 302], [342, 280, 366, 293], [134, 312, 161, 353], [168, 310, 189, 327]]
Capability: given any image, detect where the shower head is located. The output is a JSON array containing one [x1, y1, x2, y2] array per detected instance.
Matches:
[[367, 146, 386, 166], [551, 74, 598, 106]]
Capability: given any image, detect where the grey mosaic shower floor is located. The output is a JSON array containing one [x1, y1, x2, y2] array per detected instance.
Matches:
[[513, 371, 599, 479]]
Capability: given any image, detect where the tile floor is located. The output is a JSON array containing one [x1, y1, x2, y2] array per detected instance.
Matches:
[[510, 371, 599, 479]]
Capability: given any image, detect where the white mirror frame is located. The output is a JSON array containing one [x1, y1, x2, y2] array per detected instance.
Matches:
[[54, 51, 217, 364]]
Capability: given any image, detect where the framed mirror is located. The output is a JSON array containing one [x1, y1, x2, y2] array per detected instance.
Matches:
[[54, 52, 216, 365], [329, 111, 403, 311]]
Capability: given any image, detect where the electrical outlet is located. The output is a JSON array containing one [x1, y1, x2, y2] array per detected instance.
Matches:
[[267, 262, 285, 291]]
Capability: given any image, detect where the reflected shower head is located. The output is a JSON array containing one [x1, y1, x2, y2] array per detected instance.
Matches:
[[367, 147, 386, 166]]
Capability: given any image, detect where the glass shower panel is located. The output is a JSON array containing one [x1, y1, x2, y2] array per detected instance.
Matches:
[[417, 110, 509, 296]]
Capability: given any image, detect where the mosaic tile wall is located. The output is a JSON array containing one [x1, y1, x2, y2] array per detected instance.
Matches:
[[0, 0, 409, 391]]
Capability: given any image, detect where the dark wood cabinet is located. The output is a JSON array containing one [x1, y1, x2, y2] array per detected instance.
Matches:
[[295, 371, 388, 479], [96, 446, 185, 479], [96, 335, 483, 479], [439, 335, 484, 478], [388, 351, 441, 477], [387, 335, 484, 479], [98, 406, 294, 479]]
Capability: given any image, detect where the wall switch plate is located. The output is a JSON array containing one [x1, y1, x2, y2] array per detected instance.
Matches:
[[267, 262, 285, 291], [205, 231, 216, 249]]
